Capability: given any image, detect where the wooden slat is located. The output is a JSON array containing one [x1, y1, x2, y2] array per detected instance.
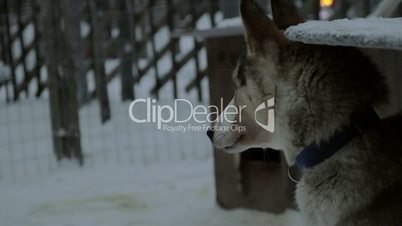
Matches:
[[89, 64, 122, 99], [12, 35, 38, 66], [146, 2, 209, 96], [2, 0, 18, 100], [16, 62, 43, 93], [150, 43, 203, 94], [10, 14, 34, 44], [167, 0, 178, 98], [31, 0, 44, 98], [185, 69, 207, 93], [135, 43, 170, 82], [6, 0, 217, 103], [0, 75, 11, 84], [88, 0, 111, 123]]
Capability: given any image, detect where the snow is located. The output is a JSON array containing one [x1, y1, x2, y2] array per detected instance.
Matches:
[[0, 159, 301, 226], [217, 17, 242, 28], [215, 16, 402, 51], [285, 18, 402, 50]]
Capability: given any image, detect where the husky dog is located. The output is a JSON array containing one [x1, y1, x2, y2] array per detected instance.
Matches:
[[207, 0, 402, 225]]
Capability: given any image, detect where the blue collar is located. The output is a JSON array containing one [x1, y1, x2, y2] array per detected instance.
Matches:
[[296, 107, 380, 169]]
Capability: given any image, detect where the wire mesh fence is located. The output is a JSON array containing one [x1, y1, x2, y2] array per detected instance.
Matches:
[[0, 92, 213, 182]]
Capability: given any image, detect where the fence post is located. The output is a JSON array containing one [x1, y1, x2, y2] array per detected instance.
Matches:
[[127, 0, 141, 94], [88, 0, 111, 123], [66, 0, 90, 105], [1, 0, 18, 101], [40, 0, 84, 164], [31, 0, 45, 97], [147, 0, 161, 99], [209, 0, 217, 27], [16, 0, 29, 97], [119, 0, 135, 101], [190, 3, 203, 102], [167, 0, 178, 99]]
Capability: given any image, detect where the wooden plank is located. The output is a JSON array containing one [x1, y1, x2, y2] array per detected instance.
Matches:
[[88, 2, 168, 69], [172, 26, 243, 39], [60, 0, 84, 164], [16, 0, 29, 96], [16, 61, 44, 93], [0, 75, 11, 102], [89, 64, 121, 99], [0, 18, 9, 92], [119, 0, 135, 101], [166, 0, 178, 98], [0, 75, 11, 84], [127, 0, 141, 91], [150, 43, 203, 94], [107, 64, 122, 83], [147, 0, 161, 99], [88, 0, 111, 123], [190, 3, 203, 101], [35, 81, 47, 97], [135, 43, 170, 82], [31, 0, 44, 98], [40, 0, 84, 164], [66, 0, 90, 105], [12, 35, 38, 66], [208, 0, 218, 27], [185, 69, 207, 92], [9, 14, 34, 44], [2, 0, 18, 100]]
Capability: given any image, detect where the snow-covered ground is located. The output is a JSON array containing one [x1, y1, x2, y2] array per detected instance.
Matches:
[[0, 159, 301, 226]]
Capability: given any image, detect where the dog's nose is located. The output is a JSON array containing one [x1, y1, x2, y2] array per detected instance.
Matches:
[[206, 128, 214, 141]]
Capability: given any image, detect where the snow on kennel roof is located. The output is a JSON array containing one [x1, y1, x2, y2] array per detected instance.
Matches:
[[285, 18, 402, 51]]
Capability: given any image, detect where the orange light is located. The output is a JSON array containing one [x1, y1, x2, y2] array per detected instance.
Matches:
[[320, 0, 334, 7]]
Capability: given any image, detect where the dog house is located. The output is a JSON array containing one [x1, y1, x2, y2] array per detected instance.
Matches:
[[192, 14, 402, 213]]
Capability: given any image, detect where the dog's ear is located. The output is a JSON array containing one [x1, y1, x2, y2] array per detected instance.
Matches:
[[240, 0, 286, 57], [271, 0, 304, 29]]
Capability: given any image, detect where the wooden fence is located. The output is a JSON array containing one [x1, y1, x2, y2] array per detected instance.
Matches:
[[0, 0, 219, 163], [0, 0, 219, 104]]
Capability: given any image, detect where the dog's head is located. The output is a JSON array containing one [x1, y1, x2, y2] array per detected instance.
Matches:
[[208, 0, 387, 165], [208, 0, 289, 158]]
